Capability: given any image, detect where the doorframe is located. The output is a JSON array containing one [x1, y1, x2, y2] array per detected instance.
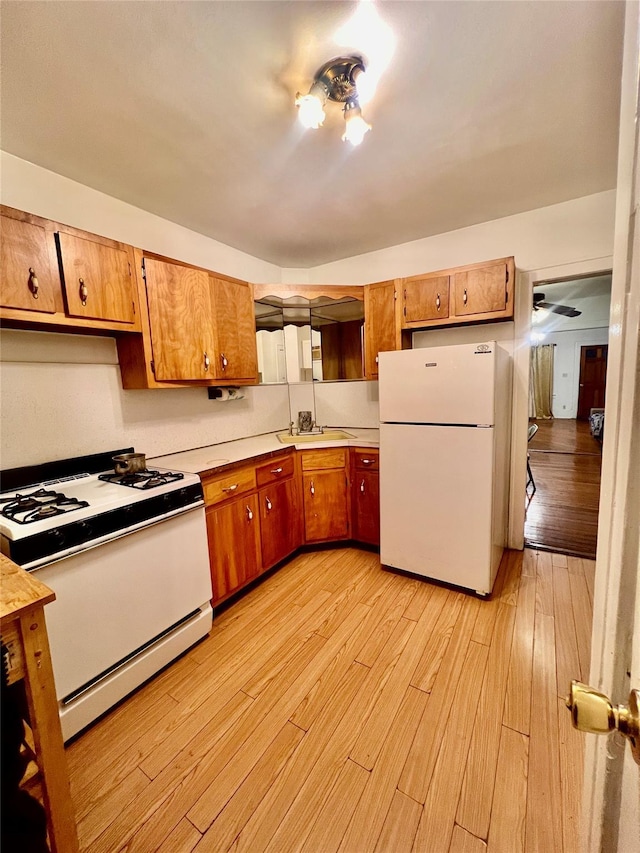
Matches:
[[509, 258, 613, 549], [582, 1, 640, 847]]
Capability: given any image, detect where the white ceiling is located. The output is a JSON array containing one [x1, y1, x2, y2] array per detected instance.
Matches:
[[0, 1, 625, 268]]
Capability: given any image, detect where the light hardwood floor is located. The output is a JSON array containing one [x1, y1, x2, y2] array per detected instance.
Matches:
[[65, 546, 594, 852]]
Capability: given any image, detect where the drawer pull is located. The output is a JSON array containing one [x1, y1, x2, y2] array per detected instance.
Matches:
[[463, 288, 468, 305], [246, 505, 253, 521], [270, 467, 283, 475], [360, 479, 365, 493], [220, 353, 228, 371], [203, 352, 210, 372], [436, 292, 441, 311], [361, 458, 374, 465], [310, 480, 315, 496], [222, 483, 239, 493], [79, 278, 88, 306], [28, 268, 39, 299], [265, 496, 272, 512]]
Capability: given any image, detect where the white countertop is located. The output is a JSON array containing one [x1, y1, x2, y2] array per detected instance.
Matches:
[[149, 428, 380, 477]]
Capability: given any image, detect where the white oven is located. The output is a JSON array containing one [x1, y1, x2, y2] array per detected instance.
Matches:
[[0, 449, 213, 741]]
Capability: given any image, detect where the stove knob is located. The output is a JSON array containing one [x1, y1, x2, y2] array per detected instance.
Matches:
[[50, 528, 66, 548]]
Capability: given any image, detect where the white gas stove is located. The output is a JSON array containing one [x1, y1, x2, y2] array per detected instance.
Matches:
[[0, 448, 213, 740]]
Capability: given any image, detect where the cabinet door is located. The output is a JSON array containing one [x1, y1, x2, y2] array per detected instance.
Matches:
[[144, 257, 215, 381], [206, 494, 261, 604], [259, 479, 299, 569], [363, 279, 398, 379], [303, 469, 349, 543], [453, 261, 508, 317], [57, 232, 136, 323], [403, 274, 450, 324], [210, 276, 258, 382], [352, 470, 380, 546], [1, 216, 60, 313]]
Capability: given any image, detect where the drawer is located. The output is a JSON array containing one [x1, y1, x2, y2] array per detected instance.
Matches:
[[354, 449, 379, 471], [202, 465, 256, 506], [300, 448, 347, 471], [256, 453, 295, 487]]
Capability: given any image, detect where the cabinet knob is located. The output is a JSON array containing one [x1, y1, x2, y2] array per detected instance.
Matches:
[[360, 479, 365, 493], [463, 288, 468, 305], [246, 505, 253, 521], [79, 278, 88, 306], [220, 353, 228, 371], [28, 268, 39, 299], [310, 480, 315, 496], [265, 496, 272, 512], [203, 352, 210, 372], [436, 293, 441, 311]]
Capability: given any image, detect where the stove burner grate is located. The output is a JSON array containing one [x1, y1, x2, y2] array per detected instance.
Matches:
[[0, 488, 90, 525], [98, 469, 185, 490]]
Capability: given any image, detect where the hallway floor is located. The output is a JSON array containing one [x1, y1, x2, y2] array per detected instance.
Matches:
[[525, 419, 602, 558]]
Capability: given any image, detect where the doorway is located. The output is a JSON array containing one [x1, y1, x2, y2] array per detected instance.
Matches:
[[577, 344, 608, 419], [525, 272, 611, 558]]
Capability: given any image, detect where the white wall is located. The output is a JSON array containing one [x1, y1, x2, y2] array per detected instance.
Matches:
[[546, 328, 610, 418], [0, 330, 289, 469]]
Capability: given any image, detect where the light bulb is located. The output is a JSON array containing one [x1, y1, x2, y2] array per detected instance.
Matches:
[[295, 93, 326, 129], [342, 112, 371, 146]]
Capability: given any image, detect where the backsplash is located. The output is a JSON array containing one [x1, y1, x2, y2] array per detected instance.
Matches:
[[0, 330, 289, 469]]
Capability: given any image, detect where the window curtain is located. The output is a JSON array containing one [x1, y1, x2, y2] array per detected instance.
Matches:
[[529, 344, 555, 419]]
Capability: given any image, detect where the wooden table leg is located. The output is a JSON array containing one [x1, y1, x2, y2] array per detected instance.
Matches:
[[19, 605, 79, 853]]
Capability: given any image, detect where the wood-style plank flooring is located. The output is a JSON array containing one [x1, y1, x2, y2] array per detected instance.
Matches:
[[65, 546, 594, 853], [525, 419, 602, 558]]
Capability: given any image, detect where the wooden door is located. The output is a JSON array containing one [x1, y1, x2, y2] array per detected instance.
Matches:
[[302, 469, 349, 543], [352, 470, 380, 546], [363, 280, 399, 379], [577, 344, 608, 420], [209, 276, 258, 382], [453, 261, 507, 317], [259, 479, 298, 569], [144, 258, 214, 381], [57, 232, 136, 323], [1, 216, 60, 313], [206, 494, 260, 604], [403, 274, 450, 324]]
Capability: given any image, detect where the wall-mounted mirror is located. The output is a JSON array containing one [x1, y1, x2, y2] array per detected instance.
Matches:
[[255, 292, 365, 383]]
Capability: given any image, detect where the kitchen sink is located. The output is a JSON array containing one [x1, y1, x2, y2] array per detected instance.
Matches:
[[277, 429, 355, 444]]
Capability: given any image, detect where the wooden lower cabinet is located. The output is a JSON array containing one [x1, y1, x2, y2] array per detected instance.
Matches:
[[300, 448, 350, 544], [259, 478, 299, 569], [203, 446, 377, 606], [206, 493, 261, 605], [351, 449, 380, 546]]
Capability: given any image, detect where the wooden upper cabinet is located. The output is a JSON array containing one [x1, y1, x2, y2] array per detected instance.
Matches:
[[1, 215, 61, 314], [209, 276, 258, 382], [144, 257, 214, 381], [452, 260, 509, 317], [57, 231, 136, 324], [363, 279, 400, 379], [403, 273, 450, 325], [400, 257, 514, 330]]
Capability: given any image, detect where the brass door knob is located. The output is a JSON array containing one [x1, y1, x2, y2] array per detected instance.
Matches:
[[565, 680, 640, 764]]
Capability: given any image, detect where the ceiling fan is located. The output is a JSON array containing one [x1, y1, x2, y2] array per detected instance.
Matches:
[[533, 292, 582, 317]]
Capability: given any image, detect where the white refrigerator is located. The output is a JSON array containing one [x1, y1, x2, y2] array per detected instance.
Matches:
[[378, 342, 512, 595]]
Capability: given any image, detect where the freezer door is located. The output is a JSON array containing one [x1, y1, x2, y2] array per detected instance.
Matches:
[[378, 343, 497, 425], [380, 423, 496, 594]]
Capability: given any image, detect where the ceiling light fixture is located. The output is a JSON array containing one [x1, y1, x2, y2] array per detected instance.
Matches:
[[295, 55, 371, 146]]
